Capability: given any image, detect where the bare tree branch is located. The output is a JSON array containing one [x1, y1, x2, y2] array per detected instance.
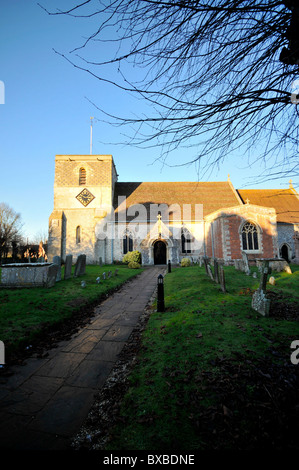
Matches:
[[41, 0, 299, 181]]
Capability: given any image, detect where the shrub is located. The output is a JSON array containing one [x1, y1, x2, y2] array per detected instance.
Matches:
[[122, 250, 141, 265], [128, 261, 141, 269], [181, 257, 191, 267]]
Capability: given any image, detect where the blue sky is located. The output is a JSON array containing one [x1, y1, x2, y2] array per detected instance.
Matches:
[[0, 1, 295, 241]]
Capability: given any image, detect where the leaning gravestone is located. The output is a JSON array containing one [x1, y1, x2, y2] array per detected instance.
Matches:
[[74, 254, 86, 277], [251, 261, 272, 317], [242, 251, 250, 275], [53, 256, 61, 281], [64, 254, 73, 280], [207, 263, 214, 281], [45, 264, 59, 288], [203, 257, 209, 276]]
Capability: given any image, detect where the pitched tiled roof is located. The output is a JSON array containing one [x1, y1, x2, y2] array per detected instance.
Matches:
[[113, 181, 242, 220], [237, 187, 299, 223]]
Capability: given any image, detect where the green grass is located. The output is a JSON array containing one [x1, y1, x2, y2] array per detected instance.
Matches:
[[102, 264, 299, 451], [0, 264, 143, 356]]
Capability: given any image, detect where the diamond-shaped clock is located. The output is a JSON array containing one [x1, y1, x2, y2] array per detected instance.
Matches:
[[76, 188, 95, 207]]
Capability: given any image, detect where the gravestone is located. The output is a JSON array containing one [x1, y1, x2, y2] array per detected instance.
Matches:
[[64, 254, 73, 280], [203, 257, 209, 276], [96, 276, 101, 284], [80, 254, 86, 275], [52, 256, 61, 281], [269, 276, 275, 285], [214, 258, 219, 283], [108, 271, 112, 278], [207, 263, 214, 281], [219, 264, 226, 293], [74, 254, 86, 277], [45, 264, 59, 288], [115, 269, 119, 276], [251, 261, 271, 317], [102, 272, 106, 280], [242, 251, 251, 275]]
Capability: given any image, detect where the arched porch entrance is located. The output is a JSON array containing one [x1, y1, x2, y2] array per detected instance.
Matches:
[[154, 240, 167, 265]]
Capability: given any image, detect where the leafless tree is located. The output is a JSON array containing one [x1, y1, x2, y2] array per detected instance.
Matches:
[[0, 203, 23, 262], [40, 0, 299, 182]]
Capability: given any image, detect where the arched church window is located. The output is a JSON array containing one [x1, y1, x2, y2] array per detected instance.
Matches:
[[181, 232, 192, 253], [242, 222, 259, 250], [79, 167, 86, 185], [76, 226, 81, 244], [123, 234, 133, 254]]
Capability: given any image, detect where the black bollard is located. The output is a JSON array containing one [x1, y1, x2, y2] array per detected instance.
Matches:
[[168, 260, 171, 273], [157, 274, 165, 312]]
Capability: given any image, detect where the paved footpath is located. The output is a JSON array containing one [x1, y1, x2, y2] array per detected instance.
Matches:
[[0, 266, 165, 451]]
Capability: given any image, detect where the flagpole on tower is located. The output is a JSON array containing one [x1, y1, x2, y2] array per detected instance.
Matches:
[[90, 117, 94, 154]]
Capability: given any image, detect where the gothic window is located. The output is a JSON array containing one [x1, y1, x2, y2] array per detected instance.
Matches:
[[123, 234, 133, 254], [181, 232, 192, 253], [76, 226, 81, 244], [79, 167, 86, 186], [241, 222, 259, 250]]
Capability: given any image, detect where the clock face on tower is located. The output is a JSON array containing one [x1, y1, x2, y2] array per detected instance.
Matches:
[[76, 188, 95, 207]]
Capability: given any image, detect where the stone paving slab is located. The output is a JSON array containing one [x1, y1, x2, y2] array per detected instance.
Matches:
[[0, 266, 165, 450]]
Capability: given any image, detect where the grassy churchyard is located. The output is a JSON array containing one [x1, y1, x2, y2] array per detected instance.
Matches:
[[0, 261, 298, 451], [81, 263, 299, 451], [0, 264, 143, 359]]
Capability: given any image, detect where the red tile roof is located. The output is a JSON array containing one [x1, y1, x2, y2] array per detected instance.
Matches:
[[113, 181, 242, 220], [237, 187, 299, 223]]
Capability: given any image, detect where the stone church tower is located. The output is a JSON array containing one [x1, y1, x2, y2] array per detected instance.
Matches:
[[47, 155, 118, 264]]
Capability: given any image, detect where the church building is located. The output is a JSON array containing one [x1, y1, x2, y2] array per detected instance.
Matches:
[[47, 154, 299, 265]]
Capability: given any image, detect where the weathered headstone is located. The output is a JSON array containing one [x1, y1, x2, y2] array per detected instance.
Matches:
[[74, 254, 86, 277], [53, 256, 61, 282], [207, 263, 214, 281], [251, 261, 272, 317], [80, 254, 86, 276], [81, 280, 86, 288], [108, 271, 112, 278], [96, 276, 101, 284], [242, 251, 250, 275], [214, 258, 219, 283], [219, 264, 226, 293], [102, 272, 106, 280], [203, 257, 209, 276], [269, 276, 275, 285], [45, 264, 59, 288], [64, 254, 73, 280]]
